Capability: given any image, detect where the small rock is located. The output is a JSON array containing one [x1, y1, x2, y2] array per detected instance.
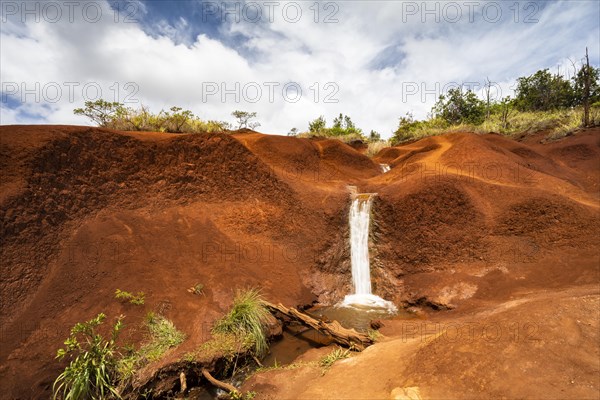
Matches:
[[370, 319, 384, 330], [390, 386, 422, 400]]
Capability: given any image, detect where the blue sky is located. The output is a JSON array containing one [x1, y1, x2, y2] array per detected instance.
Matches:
[[1, 0, 599, 137]]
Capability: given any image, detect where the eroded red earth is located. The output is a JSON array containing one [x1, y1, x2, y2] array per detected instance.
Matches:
[[0, 125, 598, 399]]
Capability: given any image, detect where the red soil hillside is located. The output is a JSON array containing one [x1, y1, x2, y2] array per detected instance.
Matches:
[[0, 125, 598, 399]]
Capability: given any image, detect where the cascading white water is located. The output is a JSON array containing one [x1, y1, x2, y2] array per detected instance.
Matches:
[[341, 194, 397, 311], [380, 164, 391, 173], [349, 195, 373, 295]]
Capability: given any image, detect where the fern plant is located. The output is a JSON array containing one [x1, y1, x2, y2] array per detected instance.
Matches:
[[53, 313, 124, 400]]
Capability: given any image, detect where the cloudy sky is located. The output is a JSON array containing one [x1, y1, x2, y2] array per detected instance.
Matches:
[[1, 0, 598, 137]]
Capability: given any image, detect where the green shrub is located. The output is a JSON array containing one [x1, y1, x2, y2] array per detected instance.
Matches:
[[73, 100, 230, 133], [514, 68, 576, 111], [213, 288, 270, 357], [114, 289, 145, 305], [432, 87, 486, 125], [306, 114, 365, 139], [308, 115, 326, 133], [391, 113, 448, 144], [53, 313, 123, 400]]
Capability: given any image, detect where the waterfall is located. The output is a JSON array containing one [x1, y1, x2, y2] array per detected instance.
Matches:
[[341, 194, 397, 311], [349, 194, 374, 295]]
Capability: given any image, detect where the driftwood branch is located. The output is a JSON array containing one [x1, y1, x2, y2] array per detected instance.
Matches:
[[263, 301, 373, 351], [201, 368, 239, 396], [179, 372, 187, 393], [252, 355, 263, 367]]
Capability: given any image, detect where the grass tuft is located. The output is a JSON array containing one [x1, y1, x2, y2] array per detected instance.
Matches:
[[319, 347, 351, 370], [118, 313, 185, 378], [367, 329, 383, 342], [213, 288, 270, 357], [366, 140, 391, 158], [142, 313, 186, 361]]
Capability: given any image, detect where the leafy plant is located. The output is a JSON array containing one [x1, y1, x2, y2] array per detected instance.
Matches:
[[188, 283, 205, 296], [115, 289, 145, 305], [213, 288, 270, 357], [230, 391, 257, 400], [319, 347, 350, 373], [53, 313, 124, 400]]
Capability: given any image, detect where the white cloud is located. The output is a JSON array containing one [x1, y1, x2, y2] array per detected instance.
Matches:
[[1, 0, 598, 138]]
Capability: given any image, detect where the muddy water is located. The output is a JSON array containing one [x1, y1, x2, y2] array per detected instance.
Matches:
[[262, 306, 418, 369], [308, 305, 415, 332], [263, 323, 333, 367]]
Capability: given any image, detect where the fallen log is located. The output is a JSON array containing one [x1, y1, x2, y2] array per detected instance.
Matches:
[[263, 301, 373, 351], [201, 368, 239, 396]]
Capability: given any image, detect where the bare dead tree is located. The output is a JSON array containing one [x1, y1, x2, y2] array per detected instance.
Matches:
[[484, 77, 492, 120], [567, 58, 577, 81], [500, 96, 513, 130], [583, 47, 591, 127]]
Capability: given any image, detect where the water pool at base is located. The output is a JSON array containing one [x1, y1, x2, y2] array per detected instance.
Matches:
[[307, 304, 415, 332]]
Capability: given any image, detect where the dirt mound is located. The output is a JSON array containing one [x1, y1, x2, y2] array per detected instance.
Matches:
[[374, 141, 441, 167], [1, 125, 599, 399], [376, 182, 484, 268], [509, 146, 545, 159], [495, 196, 598, 243], [234, 133, 380, 184], [0, 128, 295, 320], [372, 146, 405, 163], [391, 143, 442, 166], [360, 129, 599, 307], [551, 143, 597, 160]]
